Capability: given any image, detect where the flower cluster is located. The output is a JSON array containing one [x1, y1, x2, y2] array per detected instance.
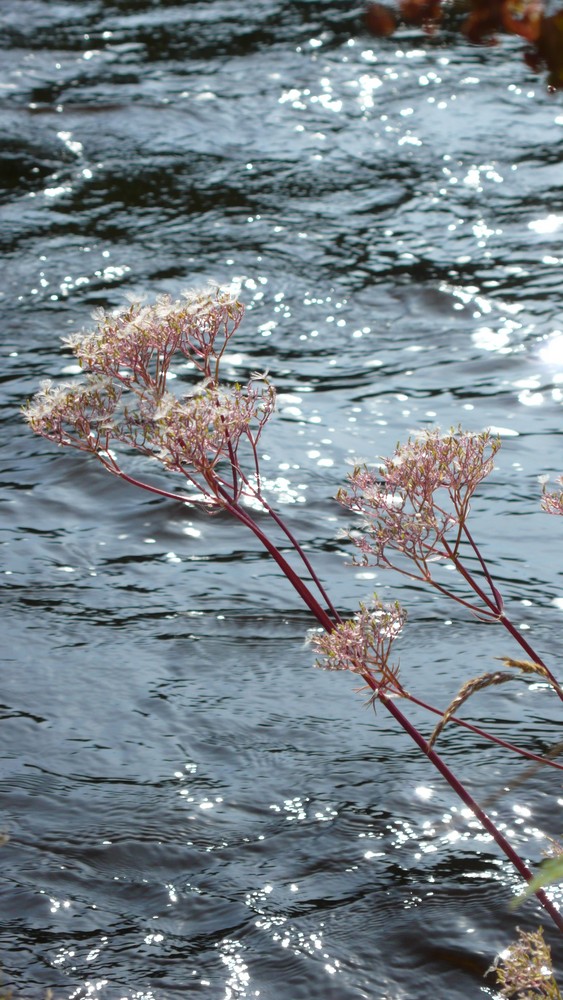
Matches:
[[23, 287, 563, 948], [63, 286, 244, 390], [337, 428, 500, 578], [148, 380, 276, 487], [492, 927, 560, 999], [311, 598, 406, 689], [541, 475, 563, 516], [24, 375, 121, 454], [24, 288, 275, 509]]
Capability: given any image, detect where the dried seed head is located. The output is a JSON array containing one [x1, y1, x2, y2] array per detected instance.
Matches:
[[63, 286, 245, 386], [25, 288, 276, 509], [23, 375, 121, 452]]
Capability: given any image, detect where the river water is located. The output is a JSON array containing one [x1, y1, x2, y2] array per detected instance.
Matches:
[[2, 2, 563, 998]]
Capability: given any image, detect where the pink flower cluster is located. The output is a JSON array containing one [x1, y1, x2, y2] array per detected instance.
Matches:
[[541, 475, 563, 516], [24, 287, 276, 509], [63, 286, 244, 389], [24, 375, 121, 454], [493, 927, 559, 999], [311, 598, 406, 689], [337, 428, 500, 578]]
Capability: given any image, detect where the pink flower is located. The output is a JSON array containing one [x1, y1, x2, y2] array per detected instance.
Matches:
[[23, 376, 121, 454], [311, 598, 406, 689], [338, 428, 500, 575], [24, 288, 275, 509], [63, 286, 244, 388], [541, 475, 563, 516]]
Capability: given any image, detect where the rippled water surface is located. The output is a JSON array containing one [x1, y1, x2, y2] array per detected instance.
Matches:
[[2, 2, 563, 997]]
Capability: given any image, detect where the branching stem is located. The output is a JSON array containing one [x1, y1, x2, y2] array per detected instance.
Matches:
[[25, 293, 563, 939], [373, 684, 563, 934]]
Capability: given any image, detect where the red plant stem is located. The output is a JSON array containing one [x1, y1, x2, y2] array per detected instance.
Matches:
[[444, 542, 500, 615], [96, 456, 563, 931], [461, 522, 504, 611], [259, 498, 342, 622], [397, 688, 563, 772], [459, 526, 560, 678], [227, 446, 342, 621], [226, 499, 337, 633], [224, 503, 563, 930], [447, 540, 563, 702], [370, 682, 563, 934], [103, 464, 209, 507], [498, 612, 563, 694], [224, 502, 563, 928]]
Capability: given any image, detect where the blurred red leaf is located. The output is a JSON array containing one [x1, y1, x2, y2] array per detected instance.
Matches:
[[502, 0, 544, 42], [399, 0, 442, 27], [362, 0, 563, 89], [537, 10, 563, 88], [365, 3, 398, 36], [462, 0, 505, 43]]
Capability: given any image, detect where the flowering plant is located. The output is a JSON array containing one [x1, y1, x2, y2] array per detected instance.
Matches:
[[492, 926, 561, 999], [25, 288, 563, 968]]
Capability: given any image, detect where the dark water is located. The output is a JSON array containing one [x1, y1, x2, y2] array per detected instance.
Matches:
[[2, 2, 563, 997]]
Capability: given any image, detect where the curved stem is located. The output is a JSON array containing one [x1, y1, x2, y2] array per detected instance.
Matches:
[[461, 522, 504, 610], [425, 574, 498, 619], [223, 454, 342, 621], [98, 457, 210, 507], [443, 539, 501, 615], [497, 613, 563, 700], [381, 555, 498, 619]]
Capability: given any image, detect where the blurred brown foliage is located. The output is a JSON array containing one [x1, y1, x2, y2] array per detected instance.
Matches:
[[364, 0, 563, 89]]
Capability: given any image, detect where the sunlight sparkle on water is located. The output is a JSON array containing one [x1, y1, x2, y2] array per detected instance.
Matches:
[[529, 214, 563, 234], [217, 938, 258, 997], [414, 786, 433, 801], [538, 332, 563, 367], [472, 326, 511, 352]]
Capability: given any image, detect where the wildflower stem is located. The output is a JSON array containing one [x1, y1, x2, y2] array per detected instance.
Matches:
[[402, 689, 563, 771], [443, 539, 501, 615], [419, 571, 499, 619], [448, 529, 563, 699], [498, 613, 563, 703], [258, 497, 342, 622], [461, 522, 504, 610], [444, 526, 562, 695], [225, 433, 239, 500], [370, 680, 563, 934], [225, 498, 338, 632], [98, 457, 202, 506]]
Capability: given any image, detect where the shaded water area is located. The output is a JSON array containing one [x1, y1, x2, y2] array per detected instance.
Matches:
[[2, 2, 563, 997]]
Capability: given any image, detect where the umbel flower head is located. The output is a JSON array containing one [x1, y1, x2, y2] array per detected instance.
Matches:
[[311, 598, 406, 690], [337, 427, 500, 575], [24, 375, 121, 454], [540, 475, 563, 516], [63, 285, 245, 388], [492, 926, 560, 999], [23, 287, 276, 509]]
